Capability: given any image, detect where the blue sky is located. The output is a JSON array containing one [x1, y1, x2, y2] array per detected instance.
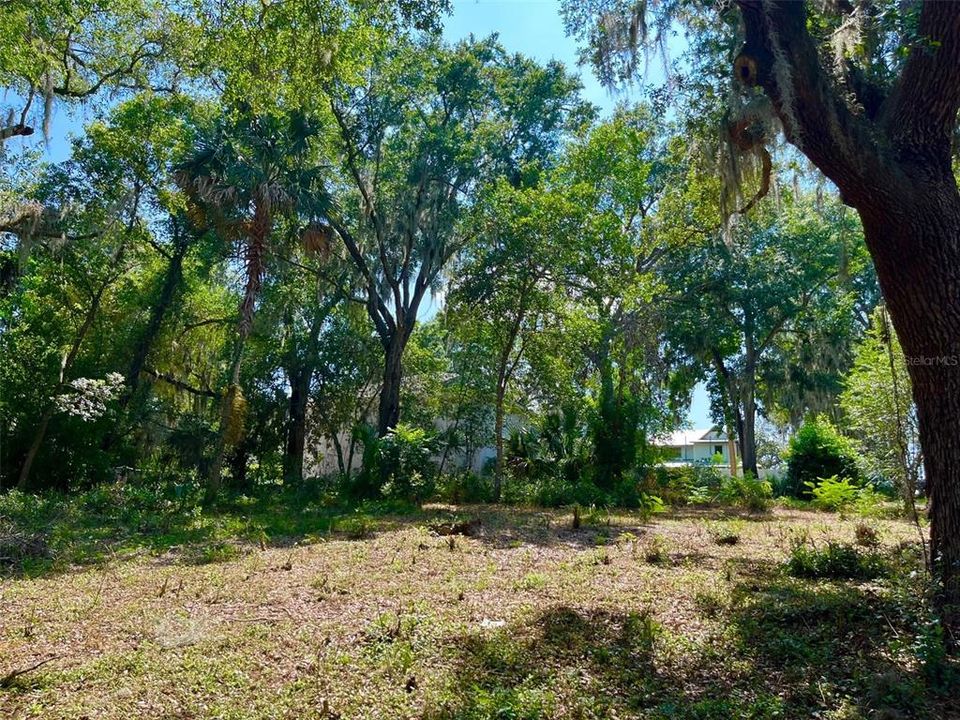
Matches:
[[443, 0, 622, 111]]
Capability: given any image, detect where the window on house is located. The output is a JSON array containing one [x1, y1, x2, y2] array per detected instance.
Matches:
[[714, 445, 724, 456], [662, 446, 682, 460]]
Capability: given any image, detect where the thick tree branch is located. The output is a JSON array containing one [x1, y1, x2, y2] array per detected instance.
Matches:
[[143, 368, 219, 399], [735, 0, 890, 208], [881, 1, 960, 168]]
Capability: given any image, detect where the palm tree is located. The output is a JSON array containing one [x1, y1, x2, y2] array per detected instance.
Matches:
[[177, 108, 330, 497]]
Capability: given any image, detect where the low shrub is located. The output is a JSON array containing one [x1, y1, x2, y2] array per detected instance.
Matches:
[[786, 539, 885, 580], [0, 521, 50, 574], [641, 466, 696, 505], [435, 472, 494, 504], [643, 535, 670, 565], [805, 476, 893, 518], [783, 417, 860, 498], [806, 475, 860, 511], [706, 520, 743, 546], [853, 485, 893, 518], [379, 424, 439, 504], [718, 472, 773, 512]]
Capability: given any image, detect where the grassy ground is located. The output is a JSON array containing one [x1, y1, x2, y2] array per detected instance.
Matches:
[[1, 497, 956, 719]]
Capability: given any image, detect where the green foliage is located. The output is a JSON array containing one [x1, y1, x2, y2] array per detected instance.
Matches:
[[783, 416, 861, 498], [840, 306, 921, 512], [805, 475, 860, 512], [378, 423, 440, 504], [643, 465, 720, 506], [435, 472, 495, 504], [716, 472, 773, 513], [786, 539, 885, 580], [645, 464, 770, 511]]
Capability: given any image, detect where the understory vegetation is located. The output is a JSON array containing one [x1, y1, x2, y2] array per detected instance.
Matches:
[[1, 501, 955, 719]]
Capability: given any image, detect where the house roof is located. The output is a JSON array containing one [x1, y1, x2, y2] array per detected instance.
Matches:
[[654, 428, 729, 447]]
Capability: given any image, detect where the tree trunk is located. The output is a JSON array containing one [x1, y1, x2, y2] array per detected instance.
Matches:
[[124, 230, 189, 404], [346, 430, 357, 479], [859, 201, 960, 649], [739, 321, 759, 478], [17, 279, 111, 490], [493, 384, 506, 502], [284, 368, 310, 485], [377, 331, 408, 437], [733, 0, 960, 646], [282, 295, 335, 486], [15, 407, 56, 492], [100, 232, 190, 456], [229, 437, 249, 490], [208, 212, 268, 500], [739, 356, 759, 478], [375, 328, 411, 487], [207, 342, 244, 501], [713, 350, 757, 474], [331, 431, 346, 476], [739, 392, 758, 478]]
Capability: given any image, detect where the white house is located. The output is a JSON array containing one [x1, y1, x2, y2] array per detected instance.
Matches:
[[653, 427, 739, 475]]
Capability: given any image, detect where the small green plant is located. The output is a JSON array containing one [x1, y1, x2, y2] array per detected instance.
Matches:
[[335, 512, 371, 540], [806, 475, 860, 511], [786, 538, 885, 580], [637, 492, 665, 520], [718, 472, 773, 512], [706, 520, 742, 546], [188, 541, 242, 565], [694, 590, 725, 618], [581, 505, 610, 528], [515, 572, 548, 591], [853, 485, 889, 517], [643, 535, 670, 565]]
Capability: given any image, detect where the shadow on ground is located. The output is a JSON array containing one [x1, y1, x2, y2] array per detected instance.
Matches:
[[424, 569, 958, 720], [0, 494, 658, 578]]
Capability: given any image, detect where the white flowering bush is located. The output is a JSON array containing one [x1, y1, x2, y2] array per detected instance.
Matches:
[[55, 373, 125, 421]]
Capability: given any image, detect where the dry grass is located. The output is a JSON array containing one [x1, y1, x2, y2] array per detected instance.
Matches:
[[0, 505, 953, 719]]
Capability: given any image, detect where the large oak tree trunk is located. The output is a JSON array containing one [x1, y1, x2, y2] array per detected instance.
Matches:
[[860, 198, 960, 646], [740, 383, 758, 478], [375, 328, 412, 487], [377, 333, 406, 438]]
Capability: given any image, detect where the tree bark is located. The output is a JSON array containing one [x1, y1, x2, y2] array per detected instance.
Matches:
[[492, 306, 527, 502], [377, 329, 409, 437], [712, 353, 749, 476], [123, 230, 188, 403], [493, 383, 507, 501], [739, 386, 758, 478], [284, 367, 310, 485], [740, 338, 759, 478], [860, 203, 960, 648], [208, 210, 268, 499]]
